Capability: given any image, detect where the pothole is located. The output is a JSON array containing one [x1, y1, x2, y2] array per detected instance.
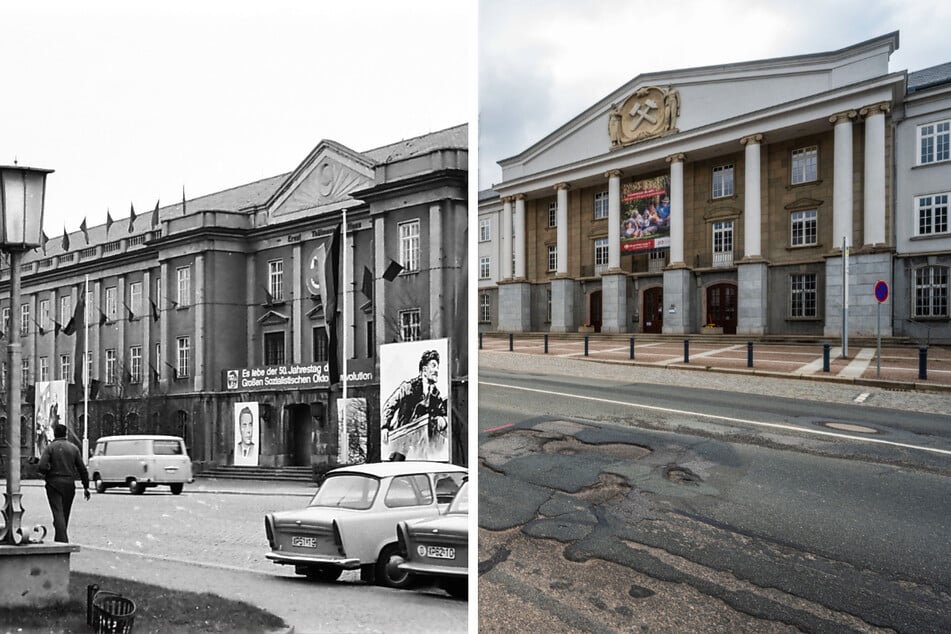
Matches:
[[817, 421, 880, 434], [572, 472, 632, 504], [663, 464, 702, 485], [542, 436, 651, 460]]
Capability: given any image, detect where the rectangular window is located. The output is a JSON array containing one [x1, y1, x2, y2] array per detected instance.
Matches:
[[176, 266, 190, 306], [105, 286, 117, 320], [59, 354, 71, 381], [479, 256, 490, 280], [313, 327, 328, 363], [39, 356, 49, 382], [914, 266, 949, 317], [399, 220, 420, 272], [594, 237, 609, 274], [918, 120, 951, 165], [399, 309, 421, 342], [548, 245, 557, 272], [268, 259, 284, 302], [129, 346, 142, 384], [105, 349, 117, 385], [156, 277, 162, 306], [649, 250, 667, 272], [479, 293, 490, 322], [791, 146, 818, 184], [479, 218, 491, 242], [21, 358, 29, 386], [594, 191, 609, 219], [1, 308, 8, 335], [791, 209, 818, 247], [176, 336, 190, 378], [790, 274, 818, 318], [60, 296, 71, 325], [712, 164, 735, 198], [915, 193, 949, 236], [129, 282, 142, 318], [548, 201, 557, 228], [264, 331, 285, 365], [713, 221, 734, 267], [20, 304, 29, 336], [39, 299, 50, 332]]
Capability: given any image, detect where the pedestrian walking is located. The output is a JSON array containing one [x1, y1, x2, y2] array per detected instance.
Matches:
[[37, 423, 90, 542]]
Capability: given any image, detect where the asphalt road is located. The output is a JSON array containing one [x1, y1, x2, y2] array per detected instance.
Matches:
[[478, 354, 951, 633]]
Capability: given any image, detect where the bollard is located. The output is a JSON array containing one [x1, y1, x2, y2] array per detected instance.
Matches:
[[823, 343, 830, 372], [584, 335, 589, 357], [544, 334, 549, 354], [683, 338, 689, 363], [479, 332, 483, 349], [919, 346, 928, 380], [508, 333, 513, 352], [747, 340, 753, 368], [629, 336, 635, 360]]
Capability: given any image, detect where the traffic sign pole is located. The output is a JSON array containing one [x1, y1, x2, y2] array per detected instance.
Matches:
[[873, 281, 889, 379]]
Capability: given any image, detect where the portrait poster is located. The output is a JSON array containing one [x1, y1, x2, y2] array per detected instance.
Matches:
[[34, 380, 68, 458], [336, 397, 367, 465], [620, 175, 671, 253], [379, 337, 451, 462], [233, 401, 260, 466]]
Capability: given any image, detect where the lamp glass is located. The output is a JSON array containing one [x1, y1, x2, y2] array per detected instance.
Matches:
[[0, 166, 50, 248]]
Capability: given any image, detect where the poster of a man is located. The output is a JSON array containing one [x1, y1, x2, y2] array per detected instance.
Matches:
[[379, 338, 450, 462], [34, 381, 68, 459], [233, 402, 260, 466]]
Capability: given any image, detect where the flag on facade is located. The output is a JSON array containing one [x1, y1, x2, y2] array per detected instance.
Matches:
[[149, 363, 160, 384], [182, 186, 187, 216], [61, 228, 70, 252], [151, 199, 160, 229], [62, 293, 83, 336], [382, 259, 403, 281], [106, 210, 114, 235], [53, 319, 62, 335], [164, 360, 178, 380], [125, 302, 135, 322], [307, 225, 341, 382], [99, 310, 108, 326], [128, 203, 137, 233], [69, 290, 86, 388], [80, 217, 89, 244], [361, 266, 373, 299], [150, 299, 160, 322], [34, 317, 45, 336]]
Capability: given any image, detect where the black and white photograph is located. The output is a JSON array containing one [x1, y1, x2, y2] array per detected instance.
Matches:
[[233, 402, 260, 466]]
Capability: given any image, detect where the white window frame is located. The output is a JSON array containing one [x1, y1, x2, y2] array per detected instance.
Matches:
[[791, 146, 818, 185], [712, 221, 734, 267], [791, 209, 818, 247], [548, 201, 557, 228], [547, 245, 557, 272], [268, 259, 284, 302], [915, 193, 949, 236], [712, 164, 734, 199], [39, 356, 49, 382], [479, 256, 490, 280], [176, 336, 190, 378], [594, 238, 609, 274], [1, 307, 8, 335], [129, 282, 142, 318], [918, 119, 951, 165], [399, 220, 420, 273], [129, 346, 142, 384], [39, 299, 50, 332], [105, 286, 117, 321], [59, 354, 71, 381], [60, 296, 71, 325], [105, 348, 117, 385], [913, 266, 949, 318], [176, 266, 191, 306], [20, 303, 29, 336], [21, 357, 29, 385], [479, 293, 490, 322], [479, 218, 491, 242], [594, 191, 609, 219], [399, 309, 421, 342], [790, 273, 818, 318]]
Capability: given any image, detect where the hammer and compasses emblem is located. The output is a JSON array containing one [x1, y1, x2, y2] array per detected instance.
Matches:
[[609, 86, 680, 149]]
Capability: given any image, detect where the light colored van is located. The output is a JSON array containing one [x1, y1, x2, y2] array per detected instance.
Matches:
[[88, 435, 194, 495]]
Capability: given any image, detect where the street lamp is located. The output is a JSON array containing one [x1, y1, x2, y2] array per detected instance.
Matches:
[[0, 164, 52, 545]]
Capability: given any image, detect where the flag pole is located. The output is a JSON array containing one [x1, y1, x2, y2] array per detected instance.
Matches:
[[341, 209, 349, 458], [82, 274, 90, 464]]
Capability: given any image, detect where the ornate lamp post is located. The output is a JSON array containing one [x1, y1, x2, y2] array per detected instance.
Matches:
[[0, 164, 52, 545]]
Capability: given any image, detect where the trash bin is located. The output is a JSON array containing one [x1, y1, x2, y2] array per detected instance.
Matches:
[[87, 585, 136, 634]]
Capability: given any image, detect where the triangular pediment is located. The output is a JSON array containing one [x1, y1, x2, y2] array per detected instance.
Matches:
[[258, 309, 290, 326], [785, 197, 825, 211], [269, 140, 375, 219]]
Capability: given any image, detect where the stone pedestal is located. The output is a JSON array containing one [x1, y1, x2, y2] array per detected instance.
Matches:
[[550, 277, 577, 333], [825, 252, 893, 337], [0, 542, 80, 607], [738, 261, 768, 335], [498, 282, 532, 332], [600, 273, 628, 333], [662, 267, 693, 334]]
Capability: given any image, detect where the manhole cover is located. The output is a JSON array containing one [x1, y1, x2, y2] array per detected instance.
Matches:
[[818, 421, 879, 434]]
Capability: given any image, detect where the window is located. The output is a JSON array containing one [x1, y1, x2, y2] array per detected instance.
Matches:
[[594, 238, 609, 274], [313, 327, 328, 362], [176, 266, 190, 306], [129, 346, 142, 384], [268, 259, 284, 302], [129, 282, 142, 318], [790, 273, 818, 318], [399, 220, 420, 272], [155, 343, 161, 371], [918, 120, 950, 165], [399, 309, 421, 342], [791, 209, 818, 247], [712, 164, 734, 198], [594, 191, 609, 219], [105, 286, 117, 321], [791, 146, 818, 184], [176, 336, 190, 378], [649, 250, 667, 272], [479, 219, 491, 242], [264, 331, 285, 365], [21, 358, 29, 385], [60, 296, 71, 325], [105, 349, 117, 384], [479, 256, 490, 280], [713, 221, 734, 267], [480, 293, 490, 322], [548, 201, 557, 228], [548, 245, 557, 272], [59, 354, 71, 381], [39, 357, 49, 382], [914, 266, 948, 318], [384, 474, 433, 508], [915, 193, 949, 236], [156, 278, 162, 306], [39, 299, 50, 332], [1, 308, 7, 335], [20, 304, 29, 336]]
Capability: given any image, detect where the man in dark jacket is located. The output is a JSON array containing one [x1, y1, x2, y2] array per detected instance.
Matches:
[[37, 423, 90, 542]]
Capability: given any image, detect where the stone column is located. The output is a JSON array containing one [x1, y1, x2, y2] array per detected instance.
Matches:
[[740, 134, 763, 258], [500, 197, 513, 281], [666, 154, 685, 265], [602, 170, 627, 333], [555, 183, 569, 275], [737, 134, 767, 335], [861, 103, 889, 247], [194, 254, 205, 391], [292, 243, 302, 363], [498, 194, 531, 332], [429, 202, 444, 338], [606, 170, 622, 270], [830, 110, 857, 249], [513, 195, 526, 279], [142, 270, 152, 387]]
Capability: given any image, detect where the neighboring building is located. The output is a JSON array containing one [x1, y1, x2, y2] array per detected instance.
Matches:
[[478, 188, 502, 331], [492, 34, 906, 338], [0, 124, 468, 469], [894, 62, 951, 344]]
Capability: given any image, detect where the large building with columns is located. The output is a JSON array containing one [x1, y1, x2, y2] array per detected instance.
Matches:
[[0, 124, 468, 470], [492, 34, 905, 338]]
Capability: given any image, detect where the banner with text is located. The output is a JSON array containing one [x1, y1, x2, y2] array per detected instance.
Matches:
[[223, 362, 374, 392], [620, 175, 671, 253]]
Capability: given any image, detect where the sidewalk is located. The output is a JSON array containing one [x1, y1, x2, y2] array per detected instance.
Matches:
[[479, 333, 951, 392], [14, 476, 316, 497]]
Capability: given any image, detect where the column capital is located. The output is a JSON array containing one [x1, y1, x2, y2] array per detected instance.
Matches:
[[665, 153, 686, 164], [514, 193, 526, 201], [859, 102, 891, 118], [828, 110, 858, 125], [553, 182, 570, 191], [500, 196, 513, 204], [604, 169, 623, 179], [740, 133, 764, 146]]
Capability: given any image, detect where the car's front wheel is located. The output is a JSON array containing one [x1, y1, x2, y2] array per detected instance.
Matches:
[[375, 543, 415, 589], [94, 476, 108, 494], [170, 483, 184, 495], [304, 566, 343, 583], [128, 478, 144, 495]]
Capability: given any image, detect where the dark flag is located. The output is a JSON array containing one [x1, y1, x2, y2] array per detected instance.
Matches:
[[99, 310, 108, 326], [128, 203, 137, 233], [361, 266, 373, 299], [41, 231, 49, 255], [182, 186, 187, 216], [53, 319, 62, 335], [261, 284, 274, 306], [307, 225, 341, 383], [382, 259, 404, 282], [150, 299, 160, 322], [62, 293, 84, 336], [61, 228, 70, 252], [106, 210, 114, 235], [164, 360, 178, 380], [80, 217, 90, 244], [151, 199, 160, 229], [34, 318, 45, 336], [125, 302, 135, 322], [149, 364, 160, 384], [69, 290, 86, 388]]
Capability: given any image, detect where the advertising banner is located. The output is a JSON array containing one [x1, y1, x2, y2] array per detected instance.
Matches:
[[336, 397, 367, 465], [222, 361, 374, 393], [620, 175, 671, 253], [379, 338, 450, 462], [34, 380, 68, 458], [233, 402, 260, 466]]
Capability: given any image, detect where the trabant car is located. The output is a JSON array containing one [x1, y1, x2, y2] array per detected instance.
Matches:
[[397, 479, 469, 598], [264, 461, 467, 587], [88, 435, 193, 495]]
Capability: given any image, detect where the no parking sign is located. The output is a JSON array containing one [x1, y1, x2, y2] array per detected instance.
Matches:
[[874, 280, 889, 303]]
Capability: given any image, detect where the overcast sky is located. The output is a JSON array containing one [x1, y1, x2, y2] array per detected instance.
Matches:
[[479, 0, 951, 190], [0, 1, 470, 235]]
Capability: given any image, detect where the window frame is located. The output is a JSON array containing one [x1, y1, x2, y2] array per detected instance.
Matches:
[[791, 146, 818, 185], [479, 293, 490, 322], [913, 265, 949, 318], [547, 245, 557, 272], [712, 164, 735, 199], [594, 237, 609, 273], [264, 331, 286, 366], [129, 345, 142, 384], [479, 256, 490, 280], [593, 191, 609, 220], [398, 219, 421, 273], [479, 218, 491, 242], [105, 348, 117, 385], [548, 201, 557, 228], [176, 336, 191, 378], [39, 356, 49, 382], [105, 286, 118, 321], [918, 119, 951, 165], [789, 273, 818, 318], [20, 303, 29, 336], [176, 266, 191, 306], [268, 259, 284, 302], [129, 282, 142, 319], [915, 193, 949, 237], [399, 308, 421, 342], [790, 209, 818, 247]]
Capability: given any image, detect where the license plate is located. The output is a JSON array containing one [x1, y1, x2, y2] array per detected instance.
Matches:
[[426, 545, 455, 560], [291, 536, 318, 548]]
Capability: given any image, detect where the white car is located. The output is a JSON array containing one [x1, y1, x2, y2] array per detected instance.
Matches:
[[88, 435, 193, 495]]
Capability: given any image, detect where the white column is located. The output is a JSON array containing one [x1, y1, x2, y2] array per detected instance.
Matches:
[[292, 243, 302, 363], [830, 111, 856, 248], [861, 103, 889, 246], [666, 154, 685, 265], [740, 134, 763, 258], [606, 170, 622, 270], [555, 183, 569, 275], [501, 197, 513, 281], [194, 253, 205, 391], [429, 203, 444, 337], [142, 270, 151, 386], [513, 195, 526, 279]]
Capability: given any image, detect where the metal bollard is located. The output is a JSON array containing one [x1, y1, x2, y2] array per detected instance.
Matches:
[[747, 340, 753, 368], [629, 336, 635, 360], [544, 334, 549, 354], [919, 346, 928, 380], [584, 335, 589, 357], [508, 333, 513, 352], [823, 343, 830, 372], [683, 338, 689, 363]]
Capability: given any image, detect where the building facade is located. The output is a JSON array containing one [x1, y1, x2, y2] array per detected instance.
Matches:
[[477, 188, 502, 331], [492, 34, 915, 339], [1, 124, 468, 471]]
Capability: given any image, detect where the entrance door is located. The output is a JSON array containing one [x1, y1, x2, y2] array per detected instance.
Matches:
[[589, 291, 603, 333], [287, 404, 314, 467], [707, 283, 738, 334], [643, 287, 663, 333]]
